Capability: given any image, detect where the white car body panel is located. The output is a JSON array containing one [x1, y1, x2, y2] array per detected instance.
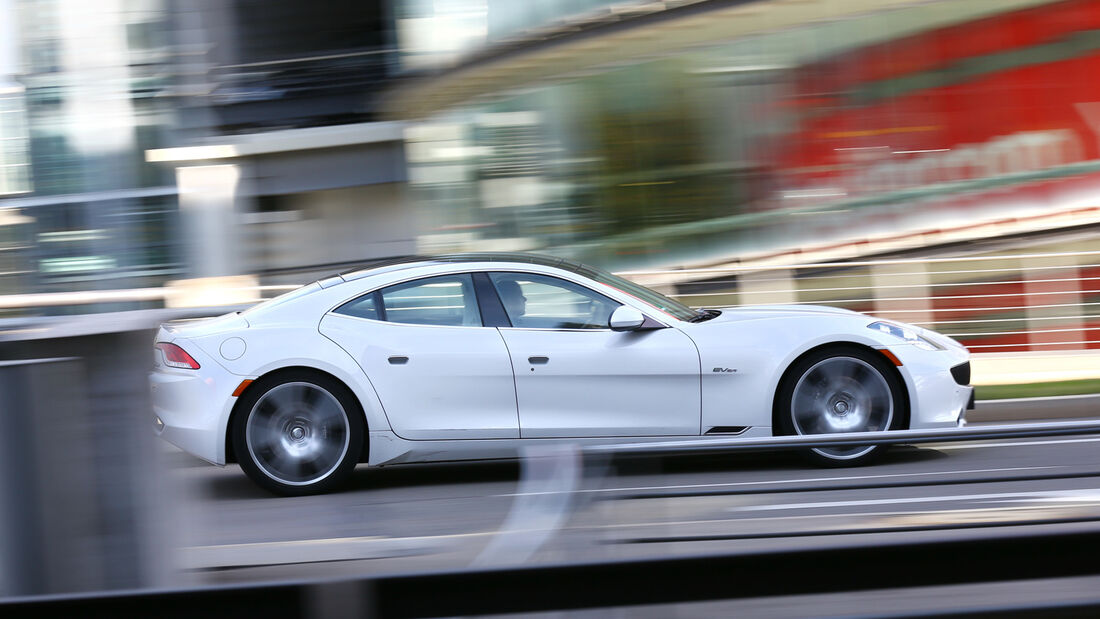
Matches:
[[320, 314, 520, 440], [149, 256, 973, 473], [364, 427, 780, 467], [498, 326, 701, 438]]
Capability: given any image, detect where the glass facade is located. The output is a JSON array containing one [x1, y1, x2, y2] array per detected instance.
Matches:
[[483, 0, 647, 42], [193, 0, 396, 134], [395, 0, 651, 70], [0, 0, 178, 307], [406, 0, 1100, 271], [396, 0, 488, 70], [0, 86, 31, 196]]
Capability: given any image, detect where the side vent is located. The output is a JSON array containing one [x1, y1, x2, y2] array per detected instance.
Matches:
[[704, 426, 749, 435]]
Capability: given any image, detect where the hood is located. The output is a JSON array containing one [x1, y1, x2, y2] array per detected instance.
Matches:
[[702, 304, 863, 323]]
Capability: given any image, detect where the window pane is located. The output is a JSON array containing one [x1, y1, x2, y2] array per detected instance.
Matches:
[[381, 274, 481, 326], [334, 292, 379, 320], [490, 272, 619, 329]]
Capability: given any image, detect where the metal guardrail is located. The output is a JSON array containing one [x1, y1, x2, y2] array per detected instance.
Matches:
[[0, 286, 297, 310], [642, 249, 1100, 354], [2, 248, 1098, 354], [5, 525, 1100, 617], [584, 418, 1100, 456]]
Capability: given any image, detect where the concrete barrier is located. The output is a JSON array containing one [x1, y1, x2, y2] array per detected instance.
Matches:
[[0, 358, 99, 595], [0, 311, 212, 595]]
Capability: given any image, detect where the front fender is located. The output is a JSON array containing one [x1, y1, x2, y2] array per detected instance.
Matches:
[[683, 314, 919, 433]]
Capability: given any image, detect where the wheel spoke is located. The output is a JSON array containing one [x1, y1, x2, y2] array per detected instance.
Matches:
[[301, 385, 322, 407], [256, 398, 279, 417], [817, 361, 852, 387], [311, 397, 344, 425], [299, 457, 319, 478], [266, 386, 297, 410]]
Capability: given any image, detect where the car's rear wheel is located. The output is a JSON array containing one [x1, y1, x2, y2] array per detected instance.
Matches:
[[232, 371, 363, 495], [777, 346, 905, 466]]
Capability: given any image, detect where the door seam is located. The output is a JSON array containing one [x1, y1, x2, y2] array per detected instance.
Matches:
[[495, 327, 523, 438]]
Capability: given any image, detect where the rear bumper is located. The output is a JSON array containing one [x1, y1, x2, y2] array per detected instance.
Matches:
[[150, 337, 240, 465]]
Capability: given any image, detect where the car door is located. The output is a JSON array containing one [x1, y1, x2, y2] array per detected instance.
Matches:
[[487, 271, 701, 438], [319, 272, 519, 440]]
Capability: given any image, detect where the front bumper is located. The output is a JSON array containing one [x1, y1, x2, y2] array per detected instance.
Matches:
[[888, 343, 973, 430]]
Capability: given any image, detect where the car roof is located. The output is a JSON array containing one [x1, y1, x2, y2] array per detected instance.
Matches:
[[337, 252, 587, 282]]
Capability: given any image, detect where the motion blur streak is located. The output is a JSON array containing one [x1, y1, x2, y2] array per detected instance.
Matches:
[[472, 444, 580, 567], [2, 0, 1100, 616]]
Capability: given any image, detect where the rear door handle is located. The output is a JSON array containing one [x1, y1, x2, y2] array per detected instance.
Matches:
[[528, 356, 549, 364], [388, 356, 409, 365]]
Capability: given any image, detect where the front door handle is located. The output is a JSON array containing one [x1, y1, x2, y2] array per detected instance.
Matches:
[[528, 356, 549, 365], [388, 356, 409, 365]]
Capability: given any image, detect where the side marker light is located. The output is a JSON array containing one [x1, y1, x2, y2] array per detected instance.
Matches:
[[878, 349, 904, 366], [232, 379, 254, 397]]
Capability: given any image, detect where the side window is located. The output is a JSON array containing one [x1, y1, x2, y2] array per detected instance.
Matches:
[[334, 274, 482, 327], [382, 274, 481, 326], [489, 272, 620, 330], [334, 291, 379, 320]]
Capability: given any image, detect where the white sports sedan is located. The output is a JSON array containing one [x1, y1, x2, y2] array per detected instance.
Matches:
[[150, 253, 973, 495]]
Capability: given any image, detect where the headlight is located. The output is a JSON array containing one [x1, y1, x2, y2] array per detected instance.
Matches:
[[867, 321, 945, 351]]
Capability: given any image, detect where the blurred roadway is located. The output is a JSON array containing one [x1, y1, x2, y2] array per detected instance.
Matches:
[[170, 419, 1100, 586]]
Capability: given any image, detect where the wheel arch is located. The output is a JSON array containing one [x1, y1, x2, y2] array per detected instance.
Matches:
[[770, 341, 911, 436], [225, 365, 371, 464]]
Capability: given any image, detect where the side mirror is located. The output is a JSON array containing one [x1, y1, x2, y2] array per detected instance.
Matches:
[[609, 306, 645, 332]]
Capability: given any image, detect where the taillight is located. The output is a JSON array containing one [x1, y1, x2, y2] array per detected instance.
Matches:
[[156, 342, 201, 370]]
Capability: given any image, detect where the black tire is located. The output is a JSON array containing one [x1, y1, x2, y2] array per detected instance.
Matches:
[[231, 370, 364, 496], [776, 345, 906, 467]]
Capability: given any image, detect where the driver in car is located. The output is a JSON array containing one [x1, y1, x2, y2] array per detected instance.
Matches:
[[496, 279, 528, 325]]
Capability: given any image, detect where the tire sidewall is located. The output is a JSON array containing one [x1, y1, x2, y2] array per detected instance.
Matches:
[[232, 370, 364, 496], [776, 345, 906, 467]]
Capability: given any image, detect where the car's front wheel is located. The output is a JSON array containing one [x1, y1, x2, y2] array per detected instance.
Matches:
[[232, 370, 364, 495], [776, 346, 905, 466]]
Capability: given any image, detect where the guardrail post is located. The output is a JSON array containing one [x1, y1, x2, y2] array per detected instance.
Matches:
[[872, 261, 931, 325], [1024, 254, 1084, 350], [739, 268, 796, 305], [0, 324, 177, 595], [0, 358, 103, 595]]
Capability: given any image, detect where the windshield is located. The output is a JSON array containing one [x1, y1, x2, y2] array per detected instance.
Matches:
[[574, 264, 698, 321]]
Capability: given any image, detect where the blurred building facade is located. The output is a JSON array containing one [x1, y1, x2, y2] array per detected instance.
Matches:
[[0, 83, 32, 297], [0, 85, 30, 197], [0, 0, 417, 312], [0, 0, 176, 308], [391, 0, 1100, 271], [5, 0, 1100, 313], [145, 0, 415, 293]]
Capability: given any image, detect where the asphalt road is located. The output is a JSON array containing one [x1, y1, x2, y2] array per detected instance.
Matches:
[[162, 419, 1100, 584]]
